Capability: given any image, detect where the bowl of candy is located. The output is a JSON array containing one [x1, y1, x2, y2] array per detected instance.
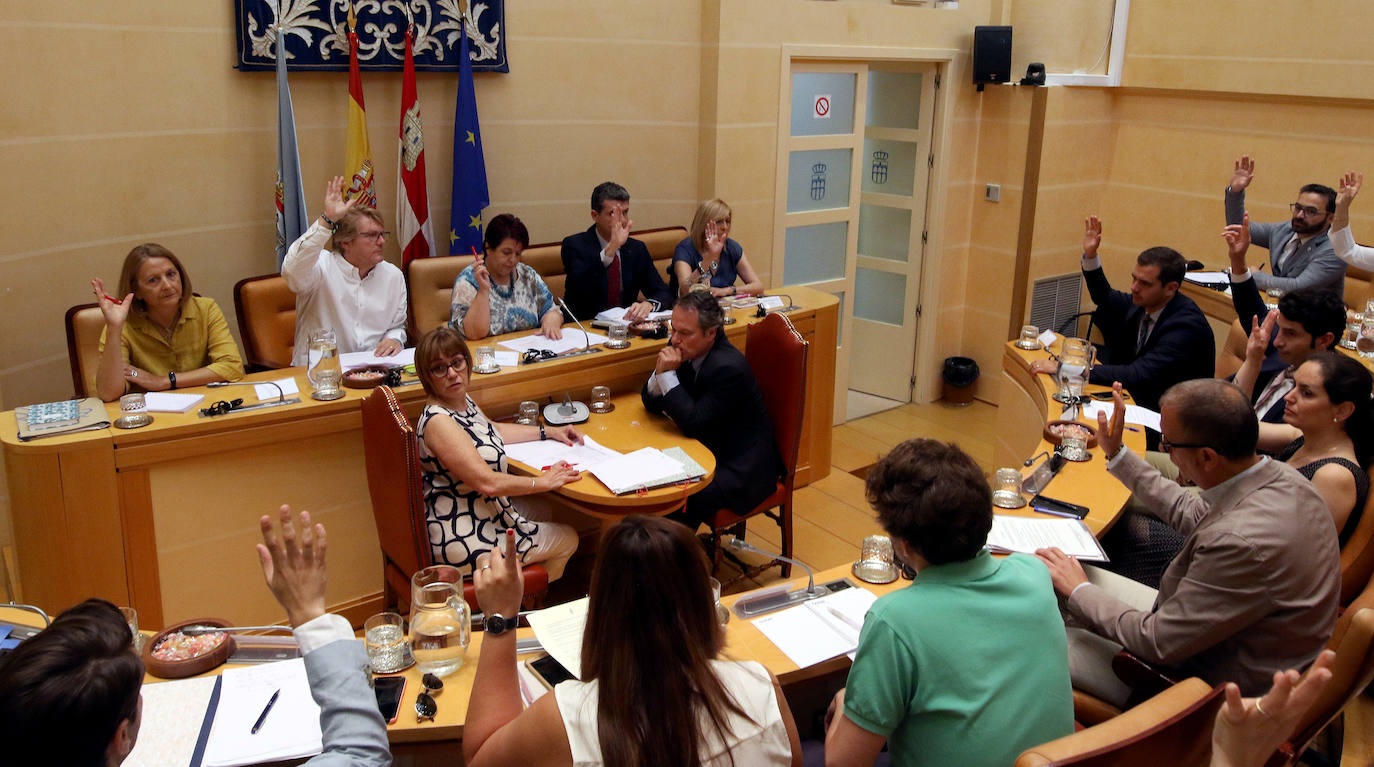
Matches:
[[1042, 420, 1098, 449], [142, 618, 236, 678]]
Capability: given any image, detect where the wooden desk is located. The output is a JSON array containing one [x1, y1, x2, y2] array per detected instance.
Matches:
[[995, 339, 1145, 537], [2, 288, 836, 629]]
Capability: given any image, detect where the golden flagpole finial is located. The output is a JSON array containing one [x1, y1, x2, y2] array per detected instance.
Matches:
[[347, 0, 357, 32]]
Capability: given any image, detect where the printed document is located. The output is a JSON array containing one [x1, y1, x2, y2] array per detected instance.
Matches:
[[986, 515, 1108, 562], [525, 597, 589, 680], [750, 586, 877, 668], [202, 658, 322, 767]]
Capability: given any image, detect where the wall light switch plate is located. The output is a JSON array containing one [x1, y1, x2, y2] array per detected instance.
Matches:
[[985, 183, 1001, 202]]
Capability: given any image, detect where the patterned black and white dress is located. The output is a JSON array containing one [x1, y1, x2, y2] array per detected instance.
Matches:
[[416, 398, 542, 573]]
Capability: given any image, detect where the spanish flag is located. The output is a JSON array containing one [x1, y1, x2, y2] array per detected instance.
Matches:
[[344, 8, 376, 208]]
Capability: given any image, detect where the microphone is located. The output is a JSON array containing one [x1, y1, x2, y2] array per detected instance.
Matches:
[[209, 379, 284, 404], [1020, 450, 1066, 495], [725, 537, 824, 618], [556, 297, 592, 354]]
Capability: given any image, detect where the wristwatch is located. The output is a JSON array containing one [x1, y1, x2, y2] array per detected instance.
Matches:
[[483, 612, 513, 636]]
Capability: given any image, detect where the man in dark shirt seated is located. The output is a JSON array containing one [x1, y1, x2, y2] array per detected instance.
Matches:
[[641, 291, 781, 529], [1224, 215, 1346, 423], [1030, 216, 1214, 414], [560, 181, 672, 323]]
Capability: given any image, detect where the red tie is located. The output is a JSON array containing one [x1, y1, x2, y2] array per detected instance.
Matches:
[[606, 252, 622, 307]]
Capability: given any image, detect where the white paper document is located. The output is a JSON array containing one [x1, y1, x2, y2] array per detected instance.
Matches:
[[758, 296, 786, 311], [594, 306, 673, 323], [124, 675, 219, 767], [253, 377, 299, 401], [750, 587, 878, 668], [143, 392, 206, 413], [339, 346, 416, 371], [497, 329, 609, 355], [1036, 329, 1059, 349], [202, 658, 323, 767], [1183, 271, 1230, 285], [589, 446, 704, 494], [987, 515, 1108, 562], [502, 435, 622, 473], [493, 350, 520, 367], [1079, 400, 1163, 432], [525, 597, 589, 680]]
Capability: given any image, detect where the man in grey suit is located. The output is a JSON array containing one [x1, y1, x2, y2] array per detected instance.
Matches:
[[1224, 154, 1345, 298], [0, 506, 392, 767], [1035, 379, 1340, 706]]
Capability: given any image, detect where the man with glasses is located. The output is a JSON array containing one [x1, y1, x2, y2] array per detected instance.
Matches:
[[283, 175, 408, 365], [1035, 379, 1340, 706], [1224, 155, 1345, 297]]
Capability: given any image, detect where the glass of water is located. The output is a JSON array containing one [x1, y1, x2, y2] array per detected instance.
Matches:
[[364, 612, 413, 673], [516, 400, 540, 425], [991, 467, 1025, 508], [307, 328, 343, 399]]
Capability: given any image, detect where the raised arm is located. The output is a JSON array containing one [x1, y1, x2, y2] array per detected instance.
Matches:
[[92, 278, 135, 402], [1233, 310, 1274, 401], [1331, 171, 1374, 269], [1224, 155, 1254, 226]]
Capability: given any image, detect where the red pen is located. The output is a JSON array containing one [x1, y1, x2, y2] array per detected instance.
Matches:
[[103, 294, 123, 304], [471, 246, 482, 264]]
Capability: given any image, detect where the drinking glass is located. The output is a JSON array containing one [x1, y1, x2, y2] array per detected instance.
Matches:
[[1016, 324, 1041, 350], [1061, 435, 1089, 462], [708, 577, 729, 625], [119, 606, 141, 652], [474, 345, 499, 373], [1360, 303, 1374, 358], [991, 467, 1025, 508], [604, 322, 630, 349], [365, 612, 413, 673], [409, 566, 471, 677], [852, 534, 898, 584], [1056, 338, 1093, 404], [307, 329, 343, 400], [589, 385, 613, 413], [516, 401, 540, 425]]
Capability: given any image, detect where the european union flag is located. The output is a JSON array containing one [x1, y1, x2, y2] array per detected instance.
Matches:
[[450, 21, 489, 256]]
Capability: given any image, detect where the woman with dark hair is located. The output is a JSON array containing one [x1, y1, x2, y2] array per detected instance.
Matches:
[[669, 199, 765, 298], [90, 243, 244, 402], [449, 213, 564, 340], [414, 326, 580, 579], [462, 516, 801, 767]]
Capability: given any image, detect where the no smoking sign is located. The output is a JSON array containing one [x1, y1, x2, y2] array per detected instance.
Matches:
[[814, 94, 831, 119]]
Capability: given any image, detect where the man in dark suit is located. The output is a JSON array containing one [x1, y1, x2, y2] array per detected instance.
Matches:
[[641, 291, 782, 529], [560, 181, 672, 323], [1224, 217, 1345, 423], [1030, 216, 1214, 414], [1224, 154, 1344, 298]]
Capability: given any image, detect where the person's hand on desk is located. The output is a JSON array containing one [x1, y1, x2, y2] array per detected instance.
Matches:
[[1094, 382, 1128, 460], [373, 338, 403, 357], [473, 529, 524, 620], [536, 461, 582, 491], [544, 424, 583, 446], [624, 301, 654, 323], [121, 364, 173, 391], [654, 345, 684, 375], [255, 504, 328, 628], [1028, 359, 1058, 376], [1034, 547, 1089, 597], [538, 309, 564, 340]]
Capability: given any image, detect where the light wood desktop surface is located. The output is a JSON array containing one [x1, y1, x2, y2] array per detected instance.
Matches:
[[1, 288, 836, 630]]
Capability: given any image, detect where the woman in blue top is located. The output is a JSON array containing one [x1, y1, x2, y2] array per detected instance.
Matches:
[[670, 199, 765, 299], [450, 214, 564, 340]]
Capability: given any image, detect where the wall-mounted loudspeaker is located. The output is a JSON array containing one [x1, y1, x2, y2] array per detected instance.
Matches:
[[972, 26, 1012, 91]]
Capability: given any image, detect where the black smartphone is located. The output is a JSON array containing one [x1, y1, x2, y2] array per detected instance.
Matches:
[[1029, 494, 1089, 519], [527, 653, 576, 690], [373, 675, 407, 724]]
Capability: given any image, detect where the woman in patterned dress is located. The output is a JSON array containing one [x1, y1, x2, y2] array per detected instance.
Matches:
[[413, 326, 581, 578], [449, 213, 565, 340]]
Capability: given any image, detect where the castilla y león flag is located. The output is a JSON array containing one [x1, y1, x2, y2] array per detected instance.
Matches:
[[397, 27, 434, 267]]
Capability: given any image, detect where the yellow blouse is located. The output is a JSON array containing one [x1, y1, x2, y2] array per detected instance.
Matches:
[[98, 295, 245, 384]]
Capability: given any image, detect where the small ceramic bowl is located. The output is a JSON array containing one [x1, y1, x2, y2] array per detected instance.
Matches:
[[142, 618, 237, 679], [343, 366, 393, 389], [1042, 420, 1098, 448]]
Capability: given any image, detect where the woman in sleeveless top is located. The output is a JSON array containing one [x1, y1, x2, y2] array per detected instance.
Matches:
[[414, 326, 581, 580], [462, 516, 802, 767]]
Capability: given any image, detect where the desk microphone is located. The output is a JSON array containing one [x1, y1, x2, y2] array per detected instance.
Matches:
[[754, 293, 799, 318], [725, 537, 823, 618], [203, 381, 302, 415], [1020, 450, 1066, 495]]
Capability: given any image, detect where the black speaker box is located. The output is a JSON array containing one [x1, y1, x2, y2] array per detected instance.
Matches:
[[972, 26, 1012, 87]]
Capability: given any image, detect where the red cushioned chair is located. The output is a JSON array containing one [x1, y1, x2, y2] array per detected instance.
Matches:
[[706, 312, 809, 579], [360, 386, 547, 613]]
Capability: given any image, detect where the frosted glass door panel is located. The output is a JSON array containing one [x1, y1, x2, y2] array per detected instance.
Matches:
[[857, 204, 912, 263], [854, 267, 907, 326], [866, 72, 924, 130], [790, 73, 857, 136], [862, 139, 917, 197], [783, 222, 849, 285], [787, 149, 852, 213]]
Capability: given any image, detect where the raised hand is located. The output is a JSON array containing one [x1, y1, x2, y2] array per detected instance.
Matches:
[[1221, 214, 1251, 264], [472, 529, 524, 620], [1211, 650, 1334, 767], [1230, 155, 1256, 192], [1094, 381, 1127, 459], [255, 505, 329, 628], [322, 175, 362, 223], [1083, 215, 1103, 258], [1246, 310, 1277, 362], [91, 277, 133, 328], [1338, 171, 1363, 210], [473, 261, 492, 292], [704, 220, 725, 258]]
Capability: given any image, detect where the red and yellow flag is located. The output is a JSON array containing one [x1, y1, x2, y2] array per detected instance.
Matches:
[[344, 7, 376, 208], [397, 27, 434, 266]]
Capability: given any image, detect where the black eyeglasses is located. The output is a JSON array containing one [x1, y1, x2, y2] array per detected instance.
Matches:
[[1159, 437, 1212, 453], [521, 349, 557, 364], [199, 398, 243, 417], [1289, 203, 1325, 218], [427, 358, 468, 378]]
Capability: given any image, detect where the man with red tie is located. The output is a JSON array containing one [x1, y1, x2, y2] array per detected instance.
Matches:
[[560, 181, 673, 323]]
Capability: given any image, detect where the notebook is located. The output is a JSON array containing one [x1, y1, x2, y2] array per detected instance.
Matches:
[[15, 397, 110, 440], [589, 446, 707, 494]]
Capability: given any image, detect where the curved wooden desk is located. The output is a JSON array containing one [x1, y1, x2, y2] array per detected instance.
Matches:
[[1, 288, 835, 630], [996, 339, 1145, 537]]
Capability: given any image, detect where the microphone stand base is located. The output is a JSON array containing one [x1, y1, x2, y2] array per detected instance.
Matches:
[[733, 585, 824, 619]]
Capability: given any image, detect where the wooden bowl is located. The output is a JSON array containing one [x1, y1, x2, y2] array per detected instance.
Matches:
[[343, 366, 393, 389], [1043, 420, 1098, 448], [142, 618, 236, 679]]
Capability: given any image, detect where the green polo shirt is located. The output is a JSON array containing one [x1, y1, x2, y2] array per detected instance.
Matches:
[[843, 551, 1073, 767]]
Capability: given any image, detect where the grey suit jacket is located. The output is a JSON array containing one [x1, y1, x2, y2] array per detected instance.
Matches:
[[1225, 187, 1345, 298], [1067, 450, 1340, 695], [304, 640, 393, 766]]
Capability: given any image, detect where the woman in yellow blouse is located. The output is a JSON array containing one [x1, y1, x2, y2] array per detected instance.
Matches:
[[91, 243, 244, 402]]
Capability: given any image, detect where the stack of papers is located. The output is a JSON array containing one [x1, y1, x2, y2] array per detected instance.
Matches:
[[1078, 400, 1162, 431], [594, 306, 674, 323], [1183, 271, 1230, 286], [502, 435, 622, 473], [986, 515, 1108, 562], [589, 446, 705, 494], [525, 597, 590, 679], [340, 347, 416, 371], [143, 392, 206, 413], [202, 658, 323, 767], [498, 329, 608, 355], [750, 587, 877, 668]]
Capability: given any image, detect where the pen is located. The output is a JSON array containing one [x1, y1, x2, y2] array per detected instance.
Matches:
[[826, 605, 863, 634], [1124, 426, 1141, 432], [250, 688, 281, 734], [103, 294, 123, 304], [1031, 504, 1085, 520]]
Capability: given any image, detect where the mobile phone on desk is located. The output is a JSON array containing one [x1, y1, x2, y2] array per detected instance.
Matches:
[[373, 675, 407, 724], [1029, 494, 1089, 519], [526, 653, 576, 690]]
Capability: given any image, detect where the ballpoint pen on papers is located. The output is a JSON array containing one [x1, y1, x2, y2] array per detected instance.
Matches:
[[250, 688, 281, 734]]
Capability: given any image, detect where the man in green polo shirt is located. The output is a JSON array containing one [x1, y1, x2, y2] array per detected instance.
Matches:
[[824, 439, 1073, 767]]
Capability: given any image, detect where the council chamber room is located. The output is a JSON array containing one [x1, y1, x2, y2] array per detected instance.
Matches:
[[3, 1, 1374, 766]]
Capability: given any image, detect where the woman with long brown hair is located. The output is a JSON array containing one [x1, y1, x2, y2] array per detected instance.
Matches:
[[462, 516, 802, 767]]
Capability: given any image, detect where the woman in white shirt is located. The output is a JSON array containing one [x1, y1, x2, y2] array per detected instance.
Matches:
[[462, 516, 802, 767], [1330, 171, 1374, 269]]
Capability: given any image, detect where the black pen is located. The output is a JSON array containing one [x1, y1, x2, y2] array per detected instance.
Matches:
[[251, 688, 281, 734]]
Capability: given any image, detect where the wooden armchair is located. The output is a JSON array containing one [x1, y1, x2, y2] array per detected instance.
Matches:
[[233, 273, 296, 371], [64, 303, 104, 397]]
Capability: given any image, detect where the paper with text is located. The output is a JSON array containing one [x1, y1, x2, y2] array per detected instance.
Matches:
[[525, 597, 589, 680], [202, 658, 322, 767], [502, 435, 621, 473], [340, 346, 416, 371], [497, 329, 609, 355], [1079, 400, 1162, 432], [143, 392, 206, 413], [124, 675, 219, 767], [987, 515, 1108, 562], [750, 587, 877, 668]]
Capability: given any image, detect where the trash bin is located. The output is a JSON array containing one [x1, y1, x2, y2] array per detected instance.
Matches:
[[942, 356, 980, 406]]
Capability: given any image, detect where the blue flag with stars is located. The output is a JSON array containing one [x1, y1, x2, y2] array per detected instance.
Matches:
[[450, 21, 489, 256]]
